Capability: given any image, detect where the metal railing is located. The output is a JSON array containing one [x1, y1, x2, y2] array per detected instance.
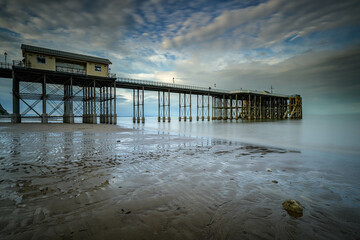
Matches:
[[0, 62, 12, 69], [108, 73, 117, 78], [117, 77, 229, 93], [116, 77, 291, 97]]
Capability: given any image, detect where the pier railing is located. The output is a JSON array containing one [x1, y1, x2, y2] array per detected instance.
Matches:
[[0, 62, 12, 69], [117, 77, 230, 94], [116, 77, 290, 97]]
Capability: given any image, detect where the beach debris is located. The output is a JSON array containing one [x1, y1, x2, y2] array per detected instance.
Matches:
[[119, 208, 131, 215], [282, 199, 303, 217], [272, 180, 278, 184], [267, 168, 272, 172]]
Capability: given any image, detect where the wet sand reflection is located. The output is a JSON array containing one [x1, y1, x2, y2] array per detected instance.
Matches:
[[0, 123, 359, 239]]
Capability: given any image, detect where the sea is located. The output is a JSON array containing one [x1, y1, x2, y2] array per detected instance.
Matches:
[[117, 114, 360, 156]]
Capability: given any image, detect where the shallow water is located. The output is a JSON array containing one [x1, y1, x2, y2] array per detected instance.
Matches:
[[117, 114, 360, 156], [0, 123, 359, 239]]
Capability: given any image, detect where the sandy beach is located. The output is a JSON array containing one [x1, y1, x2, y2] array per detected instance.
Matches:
[[0, 123, 359, 239]]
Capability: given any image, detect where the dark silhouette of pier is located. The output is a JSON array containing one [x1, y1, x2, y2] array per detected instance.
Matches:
[[0, 45, 302, 124]]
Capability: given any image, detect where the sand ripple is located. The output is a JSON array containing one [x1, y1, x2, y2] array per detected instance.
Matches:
[[0, 123, 359, 239]]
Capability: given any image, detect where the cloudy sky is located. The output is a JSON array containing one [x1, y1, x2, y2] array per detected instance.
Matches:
[[1, 0, 360, 116]]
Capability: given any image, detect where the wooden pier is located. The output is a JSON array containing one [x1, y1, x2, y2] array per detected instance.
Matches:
[[0, 45, 302, 124]]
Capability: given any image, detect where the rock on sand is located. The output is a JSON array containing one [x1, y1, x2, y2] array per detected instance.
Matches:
[[282, 199, 303, 217]]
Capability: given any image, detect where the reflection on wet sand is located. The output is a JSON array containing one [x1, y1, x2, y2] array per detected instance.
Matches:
[[0, 123, 359, 239]]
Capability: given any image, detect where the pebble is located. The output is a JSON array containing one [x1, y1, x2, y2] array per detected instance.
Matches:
[[282, 199, 303, 217]]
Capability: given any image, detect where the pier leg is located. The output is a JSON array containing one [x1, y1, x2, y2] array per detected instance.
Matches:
[[207, 94, 210, 121], [248, 94, 251, 120], [158, 91, 160, 122], [82, 87, 86, 123], [197, 95, 199, 121], [41, 75, 48, 123], [189, 92, 192, 122], [90, 85, 93, 124], [133, 89, 136, 123], [202, 95, 204, 121], [184, 93, 187, 121], [168, 90, 171, 122], [162, 91, 165, 122], [63, 81, 74, 123], [11, 70, 21, 123], [105, 86, 109, 124], [93, 81, 97, 124], [179, 93, 181, 121], [141, 87, 145, 123], [113, 81, 117, 125], [137, 89, 140, 123], [230, 95, 233, 121], [109, 84, 112, 124]]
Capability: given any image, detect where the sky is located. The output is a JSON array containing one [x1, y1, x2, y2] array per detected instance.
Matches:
[[0, 0, 360, 116]]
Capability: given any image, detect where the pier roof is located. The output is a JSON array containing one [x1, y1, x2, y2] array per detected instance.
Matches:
[[21, 44, 112, 65]]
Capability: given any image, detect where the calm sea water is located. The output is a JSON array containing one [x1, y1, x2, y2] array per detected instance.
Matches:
[[116, 114, 360, 156]]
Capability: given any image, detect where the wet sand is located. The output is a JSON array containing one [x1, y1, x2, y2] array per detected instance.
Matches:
[[0, 123, 359, 239]]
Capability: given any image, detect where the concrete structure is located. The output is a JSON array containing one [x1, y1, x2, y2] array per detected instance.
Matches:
[[0, 44, 302, 124]]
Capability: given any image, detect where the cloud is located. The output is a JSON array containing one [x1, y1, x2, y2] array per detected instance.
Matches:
[[1, 0, 360, 116], [173, 44, 360, 114], [0, 0, 136, 54], [162, 0, 360, 50]]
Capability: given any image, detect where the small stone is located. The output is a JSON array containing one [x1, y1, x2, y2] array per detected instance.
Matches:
[[282, 199, 303, 217], [272, 180, 278, 184], [117, 140, 121, 143], [267, 168, 272, 172]]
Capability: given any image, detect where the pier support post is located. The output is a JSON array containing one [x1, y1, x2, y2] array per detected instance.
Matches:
[[162, 91, 165, 122], [93, 81, 97, 124], [100, 87, 103, 123], [202, 95, 204, 121], [207, 94, 210, 121], [133, 89, 136, 123], [229, 96, 233, 120], [158, 91, 161, 122], [109, 83, 112, 124], [196, 95, 199, 121], [113, 81, 117, 124], [184, 93, 187, 121], [11, 70, 21, 123], [106, 86, 109, 124], [168, 89, 171, 122], [133, 87, 145, 123], [158, 90, 170, 122], [63, 77, 74, 123], [90, 85, 93, 124], [137, 88, 140, 123], [141, 87, 145, 123], [179, 93, 181, 121], [189, 92, 192, 122], [41, 75, 48, 123]]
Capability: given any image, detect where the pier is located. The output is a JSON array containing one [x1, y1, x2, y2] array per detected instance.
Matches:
[[0, 45, 302, 124]]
